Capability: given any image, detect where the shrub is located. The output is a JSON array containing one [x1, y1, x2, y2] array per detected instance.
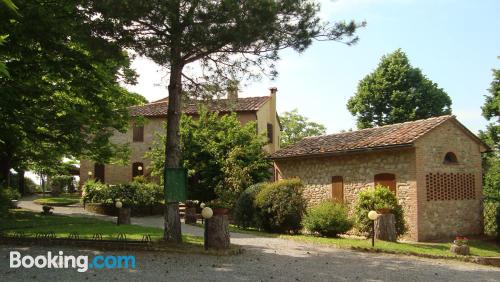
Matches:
[[50, 175, 74, 195], [353, 185, 407, 237], [82, 179, 163, 207], [254, 179, 306, 233], [81, 180, 108, 204], [234, 182, 266, 228], [0, 187, 21, 216], [303, 201, 353, 237]]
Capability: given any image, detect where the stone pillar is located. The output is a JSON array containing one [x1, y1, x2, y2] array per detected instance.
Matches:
[[375, 213, 397, 242], [205, 214, 230, 249]]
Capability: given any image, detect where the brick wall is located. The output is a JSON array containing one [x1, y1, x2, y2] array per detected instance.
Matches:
[[274, 148, 419, 240], [414, 120, 484, 241]]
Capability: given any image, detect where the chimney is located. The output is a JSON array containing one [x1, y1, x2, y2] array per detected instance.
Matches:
[[269, 87, 277, 96], [227, 80, 239, 101]]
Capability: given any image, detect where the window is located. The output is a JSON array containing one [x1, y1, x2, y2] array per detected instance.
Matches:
[[444, 152, 458, 164], [267, 123, 273, 143], [133, 124, 144, 142], [132, 162, 144, 179], [374, 173, 396, 194], [331, 176, 344, 202], [94, 163, 105, 183]]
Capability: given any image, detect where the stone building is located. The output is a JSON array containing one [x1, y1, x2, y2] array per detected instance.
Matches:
[[270, 115, 489, 241], [80, 87, 280, 186]]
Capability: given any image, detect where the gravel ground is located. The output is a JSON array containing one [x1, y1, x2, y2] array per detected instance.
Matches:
[[5, 196, 499, 281]]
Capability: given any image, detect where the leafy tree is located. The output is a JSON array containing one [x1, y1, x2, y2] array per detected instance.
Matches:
[[480, 67, 500, 198], [0, 0, 145, 187], [147, 109, 271, 208], [0, 0, 17, 77], [85, 0, 363, 242], [347, 49, 452, 129], [280, 109, 326, 147]]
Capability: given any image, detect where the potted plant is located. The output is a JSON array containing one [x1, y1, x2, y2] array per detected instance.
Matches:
[[209, 199, 231, 215], [450, 236, 470, 255], [375, 207, 391, 214], [42, 205, 53, 215]]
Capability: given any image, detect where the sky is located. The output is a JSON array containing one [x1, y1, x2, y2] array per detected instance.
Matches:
[[124, 0, 500, 135]]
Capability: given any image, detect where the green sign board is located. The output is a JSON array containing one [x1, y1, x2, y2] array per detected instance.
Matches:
[[164, 168, 187, 202]]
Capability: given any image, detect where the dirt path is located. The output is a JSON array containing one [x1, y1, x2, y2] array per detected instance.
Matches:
[[12, 196, 500, 281]]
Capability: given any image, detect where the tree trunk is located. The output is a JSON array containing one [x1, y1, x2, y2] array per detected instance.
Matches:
[[117, 207, 131, 225], [374, 213, 397, 242], [205, 214, 230, 250], [0, 158, 11, 189], [163, 60, 184, 243]]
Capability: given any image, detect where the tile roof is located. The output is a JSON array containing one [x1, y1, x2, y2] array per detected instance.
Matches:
[[129, 96, 270, 117], [271, 115, 455, 159]]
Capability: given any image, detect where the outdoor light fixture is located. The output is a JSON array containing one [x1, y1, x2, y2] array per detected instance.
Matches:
[[201, 206, 213, 250], [200, 202, 206, 209], [115, 200, 123, 209], [115, 200, 123, 225], [368, 210, 379, 247], [138, 166, 143, 171], [88, 171, 93, 177], [201, 207, 213, 219]]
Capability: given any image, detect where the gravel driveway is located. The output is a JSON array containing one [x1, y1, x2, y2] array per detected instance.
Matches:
[[3, 196, 498, 281]]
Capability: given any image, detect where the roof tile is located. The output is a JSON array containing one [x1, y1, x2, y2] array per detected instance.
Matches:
[[129, 96, 270, 117], [271, 115, 454, 159]]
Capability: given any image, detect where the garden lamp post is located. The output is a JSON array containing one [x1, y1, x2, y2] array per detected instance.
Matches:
[[88, 171, 93, 179], [201, 206, 213, 250], [115, 200, 123, 226], [368, 210, 379, 247]]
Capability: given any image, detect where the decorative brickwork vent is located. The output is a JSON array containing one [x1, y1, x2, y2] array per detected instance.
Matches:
[[426, 173, 475, 201]]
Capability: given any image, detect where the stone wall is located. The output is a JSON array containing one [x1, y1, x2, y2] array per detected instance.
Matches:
[[414, 120, 485, 241], [274, 148, 418, 240]]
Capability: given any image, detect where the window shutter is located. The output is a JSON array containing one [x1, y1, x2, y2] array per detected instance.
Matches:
[[267, 123, 273, 143], [94, 163, 105, 183], [133, 125, 144, 142], [331, 176, 343, 202], [374, 173, 396, 194]]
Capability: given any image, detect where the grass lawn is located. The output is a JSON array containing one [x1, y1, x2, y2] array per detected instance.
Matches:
[[226, 225, 500, 258], [33, 196, 80, 206], [0, 209, 201, 246], [280, 234, 500, 258]]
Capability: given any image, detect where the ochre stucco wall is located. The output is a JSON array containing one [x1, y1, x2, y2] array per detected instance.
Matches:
[[80, 94, 280, 185]]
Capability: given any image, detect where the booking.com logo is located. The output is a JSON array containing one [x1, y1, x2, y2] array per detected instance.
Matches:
[[9, 251, 136, 272]]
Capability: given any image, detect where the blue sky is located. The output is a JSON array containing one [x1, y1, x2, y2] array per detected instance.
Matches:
[[126, 0, 500, 134]]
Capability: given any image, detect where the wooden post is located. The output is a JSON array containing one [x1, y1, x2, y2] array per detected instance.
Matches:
[[374, 213, 397, 242], [205, 213, 230, 249]]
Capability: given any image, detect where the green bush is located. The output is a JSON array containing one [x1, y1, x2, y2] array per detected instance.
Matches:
[[303, 201, 353, 237], [354, 185, 407, 237], [254, 179, 306, 233], [0, 187, 21, 216], [82, 179, 163, 207], [234, 182, 266, 228], [50, 175, 74, 195], [81, 180, 108, 204]]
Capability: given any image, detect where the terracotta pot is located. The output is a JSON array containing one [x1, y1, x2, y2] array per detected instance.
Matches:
[[376, 208, 391, 214], [213, 208, 230, 215]]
